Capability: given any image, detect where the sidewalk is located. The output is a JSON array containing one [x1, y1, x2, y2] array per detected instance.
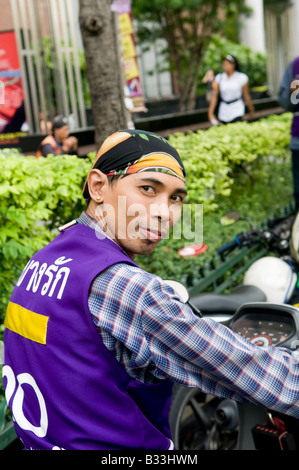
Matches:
[[156, 106, 284, 137], [77, 106, 284, 156]]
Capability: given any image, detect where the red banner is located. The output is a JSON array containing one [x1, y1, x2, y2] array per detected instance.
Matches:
[[112, 0, 146, 112], [0, 31, 27, 142]]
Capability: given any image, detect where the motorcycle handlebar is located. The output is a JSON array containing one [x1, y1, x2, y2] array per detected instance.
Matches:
[[216, 239, 239, 256], [216, 230, 257, 256]]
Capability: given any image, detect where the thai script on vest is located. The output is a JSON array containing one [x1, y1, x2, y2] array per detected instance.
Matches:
[[16, 256, 73, 299]]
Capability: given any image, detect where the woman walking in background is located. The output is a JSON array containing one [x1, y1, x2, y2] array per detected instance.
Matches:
[[208, 54, 255, 125]]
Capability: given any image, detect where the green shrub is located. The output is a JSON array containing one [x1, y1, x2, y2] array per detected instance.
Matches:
[[0, 154, 92, 320], [167, 113, 291, 210], [136, 113, 293, 279]]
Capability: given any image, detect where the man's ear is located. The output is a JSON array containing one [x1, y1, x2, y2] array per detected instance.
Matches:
[[86, 169, 107, 204]]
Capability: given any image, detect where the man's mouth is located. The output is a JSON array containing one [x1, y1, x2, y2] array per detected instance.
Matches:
[[138, 226, 166, 242]]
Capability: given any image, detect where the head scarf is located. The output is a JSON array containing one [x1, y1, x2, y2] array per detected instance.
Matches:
[[83, 129, 186, 199]]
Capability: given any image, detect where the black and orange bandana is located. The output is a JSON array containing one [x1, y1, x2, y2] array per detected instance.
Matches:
[[83, 129, 186, 199]]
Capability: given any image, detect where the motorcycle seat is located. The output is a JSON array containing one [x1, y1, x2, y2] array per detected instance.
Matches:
[[190, 285, 267, 314]]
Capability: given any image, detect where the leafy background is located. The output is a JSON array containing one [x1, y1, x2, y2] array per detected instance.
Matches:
[[198, 34, 268, 92], [136, 113, 293, 281]]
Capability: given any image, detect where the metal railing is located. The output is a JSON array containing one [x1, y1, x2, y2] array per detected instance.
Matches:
[[186, 202, 295, 296], [0, 400, 17, 450], [10, 0, 87, 134]]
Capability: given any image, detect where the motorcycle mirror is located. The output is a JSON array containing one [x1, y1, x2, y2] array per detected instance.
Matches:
[[164, 280, 203, 318], [221, 211, 255, 230], [220, 210, 241, 226], [164, 280, 189, 303]]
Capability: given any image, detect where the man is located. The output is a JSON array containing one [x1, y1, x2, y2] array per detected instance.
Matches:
[[3, 129, 299, 450], [36, 115, 78, 158], [278, 57, 299, 210]]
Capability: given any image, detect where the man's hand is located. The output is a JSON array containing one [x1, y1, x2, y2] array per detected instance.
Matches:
[[62, 136, 78, 153]]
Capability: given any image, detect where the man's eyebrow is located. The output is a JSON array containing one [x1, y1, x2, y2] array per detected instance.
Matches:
[[138, 177, 188, 195], [176, 187, 188, 196], [139, 177, 166, 187]]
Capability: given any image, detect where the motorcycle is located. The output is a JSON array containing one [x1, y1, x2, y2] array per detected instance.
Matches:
[[182, 209, 298, 318], [228, 300, 299, 450], [167, 209, 299, 450], [167, 279, 299, 450]]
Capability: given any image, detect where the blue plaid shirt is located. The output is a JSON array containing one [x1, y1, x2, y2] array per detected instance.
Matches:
[[78, 212, 299, 418]]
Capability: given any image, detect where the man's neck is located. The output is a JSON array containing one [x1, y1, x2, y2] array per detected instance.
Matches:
[[84, 208, 136, 260], [53, 135, 63, 145]]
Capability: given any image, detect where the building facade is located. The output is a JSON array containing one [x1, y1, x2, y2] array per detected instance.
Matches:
[[0, 0, 298, 136], [240, 0, 299, 94]]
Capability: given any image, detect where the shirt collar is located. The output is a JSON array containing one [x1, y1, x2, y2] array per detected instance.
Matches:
[[77, 211, 104, 232], [76, 211, 133, 258]]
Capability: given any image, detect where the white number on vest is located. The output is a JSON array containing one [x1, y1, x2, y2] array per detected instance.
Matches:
[[2, 365, 48, 438]]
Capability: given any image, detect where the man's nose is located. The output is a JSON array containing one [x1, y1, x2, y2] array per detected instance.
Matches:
[[151, 201, 171, 221]]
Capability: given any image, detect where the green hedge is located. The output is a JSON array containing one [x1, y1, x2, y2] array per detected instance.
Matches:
[[167, 113, 291, 211], [136, 113, 293, 280], [0, 154, 92, 322], [0, 113, 294, 326]]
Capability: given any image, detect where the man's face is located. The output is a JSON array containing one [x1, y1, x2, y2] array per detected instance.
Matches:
[[54, 125, 69, 142], [94, 172, 187, 257]]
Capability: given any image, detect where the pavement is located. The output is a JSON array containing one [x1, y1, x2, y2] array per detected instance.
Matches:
[[77, 106, 285, 157]]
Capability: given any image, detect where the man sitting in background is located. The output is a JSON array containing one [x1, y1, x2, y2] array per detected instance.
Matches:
[[37, 115, 78, 158]]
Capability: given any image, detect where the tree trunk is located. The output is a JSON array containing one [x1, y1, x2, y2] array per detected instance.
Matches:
[[162, 9, 208, 113], [177, 51, 204, 112], [79, 0, 129, 149]]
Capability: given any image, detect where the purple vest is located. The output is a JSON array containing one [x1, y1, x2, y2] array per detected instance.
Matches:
[[292, 57, 299, 138], [3, 224, 174, 450]]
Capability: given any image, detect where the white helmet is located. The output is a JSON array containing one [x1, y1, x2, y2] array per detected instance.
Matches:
[[243, 256, 297, 303]]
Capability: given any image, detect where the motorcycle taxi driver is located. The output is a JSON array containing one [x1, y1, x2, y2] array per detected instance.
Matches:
[[3, 129, 299, 450]]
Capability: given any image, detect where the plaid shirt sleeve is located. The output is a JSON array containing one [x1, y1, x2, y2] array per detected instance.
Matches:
[[78, 212, 299, 418], [88, 262, 299, 419]]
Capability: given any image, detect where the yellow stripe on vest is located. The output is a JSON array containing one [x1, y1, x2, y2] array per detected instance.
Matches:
[[4, 302, 49, 345]]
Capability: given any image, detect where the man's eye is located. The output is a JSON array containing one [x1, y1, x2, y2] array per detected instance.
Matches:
[[142, 186, 155, 193], [171, 195, 183, 203]]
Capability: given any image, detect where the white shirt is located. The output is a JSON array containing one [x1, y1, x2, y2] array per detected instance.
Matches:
[[215, 71, 248, 122]]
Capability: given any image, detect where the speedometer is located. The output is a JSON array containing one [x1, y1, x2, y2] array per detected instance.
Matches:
[[250, 335, 272, 347], [231, 314, 294, 346]]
